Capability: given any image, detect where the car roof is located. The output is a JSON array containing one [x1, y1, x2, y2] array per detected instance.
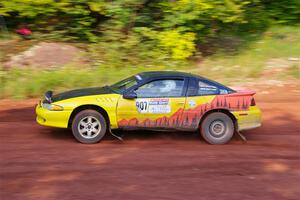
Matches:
[[136, 71, 235, 92], [138, 71, 203, 80]]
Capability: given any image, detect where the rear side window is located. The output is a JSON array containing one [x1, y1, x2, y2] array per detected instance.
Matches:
[[187, 79, 221, 96], [197, 81, 219, 95]]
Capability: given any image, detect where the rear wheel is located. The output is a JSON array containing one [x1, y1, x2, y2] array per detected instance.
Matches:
[[72, 110, 107, 144], [200, 112, 234, 144]]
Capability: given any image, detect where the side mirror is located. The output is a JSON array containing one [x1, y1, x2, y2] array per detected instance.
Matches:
[[44, 90, 53, 103], [123, 91, 137, 99]]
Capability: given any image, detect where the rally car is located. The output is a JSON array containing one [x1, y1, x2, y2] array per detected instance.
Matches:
[[36, 71, 261, 144]]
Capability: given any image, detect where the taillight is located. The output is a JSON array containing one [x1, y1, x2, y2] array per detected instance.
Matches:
[[250, 98, 256, 106]]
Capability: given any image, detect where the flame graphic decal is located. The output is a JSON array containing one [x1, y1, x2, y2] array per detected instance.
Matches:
[[118, 93, 253, 128]]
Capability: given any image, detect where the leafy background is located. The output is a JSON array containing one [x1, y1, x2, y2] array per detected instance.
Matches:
[[0, 0, 299, 98]]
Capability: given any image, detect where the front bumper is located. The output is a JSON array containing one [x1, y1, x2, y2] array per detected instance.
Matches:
[[232, 106, 262, 131], [35, 102, 72, 128]]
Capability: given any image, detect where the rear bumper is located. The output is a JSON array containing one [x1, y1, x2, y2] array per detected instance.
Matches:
[[35, 102, 71, 128], [232, 106, 262, 131]]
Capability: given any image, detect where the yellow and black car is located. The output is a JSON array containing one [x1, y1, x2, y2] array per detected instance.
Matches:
[[36, 71, 261, 144]]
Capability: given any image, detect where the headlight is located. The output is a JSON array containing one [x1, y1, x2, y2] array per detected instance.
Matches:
[[42, 103, 64, 111]]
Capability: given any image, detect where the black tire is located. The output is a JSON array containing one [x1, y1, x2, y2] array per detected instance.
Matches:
[[200, 112, 234, 144], [71, 109, 107, 144]]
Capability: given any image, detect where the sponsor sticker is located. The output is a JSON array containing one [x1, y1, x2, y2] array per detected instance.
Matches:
[[220, 89, 228, 94], [188, 99, 196, 107], [136, 98, 171, 114]]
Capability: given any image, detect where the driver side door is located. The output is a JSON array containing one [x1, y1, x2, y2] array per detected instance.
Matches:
[[117, 78, 187, 129]]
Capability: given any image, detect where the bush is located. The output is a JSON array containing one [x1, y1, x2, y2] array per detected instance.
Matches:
[[1, 0, 299, 50]]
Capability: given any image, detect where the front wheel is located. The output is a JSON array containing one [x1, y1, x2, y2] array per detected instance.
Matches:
[[200, 112, 234, 144], [72, 110, 107, 144]]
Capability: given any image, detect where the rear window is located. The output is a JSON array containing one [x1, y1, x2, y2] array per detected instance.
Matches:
[[187, 78, 228, 96], [197, 81, 219, 95]]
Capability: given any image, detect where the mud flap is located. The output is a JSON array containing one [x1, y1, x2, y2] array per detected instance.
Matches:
[[236, 131, 247, 142], [109, 128, 124, 142], [234, 122, 247, 142]]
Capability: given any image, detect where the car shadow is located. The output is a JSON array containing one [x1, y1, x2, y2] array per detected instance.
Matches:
[[44, 128, 74, 140], [42, 127, 200, 142], [32, 127, 74, 144], [0, 106, 36, 122], [108, 129, 200, 141]]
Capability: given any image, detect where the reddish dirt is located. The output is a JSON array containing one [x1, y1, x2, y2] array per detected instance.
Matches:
[[0, 84, 300, 200]]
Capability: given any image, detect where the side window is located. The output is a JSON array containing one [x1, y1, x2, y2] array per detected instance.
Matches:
[[135, 79, 184, 98], [197, 81, 219, 95], [187, 79, 220, 96]]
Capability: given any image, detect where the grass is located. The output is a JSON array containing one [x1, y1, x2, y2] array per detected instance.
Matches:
[[1, 26, 299, 99], [288, 64, 300, 79], [0, 65, 189, 99], [192, 26, 300, 83]]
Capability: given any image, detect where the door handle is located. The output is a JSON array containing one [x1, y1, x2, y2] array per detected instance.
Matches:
[[177, 102, 185, 105]]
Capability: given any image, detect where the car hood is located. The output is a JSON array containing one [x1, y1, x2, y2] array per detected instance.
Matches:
[[51, 86, 113, 102]]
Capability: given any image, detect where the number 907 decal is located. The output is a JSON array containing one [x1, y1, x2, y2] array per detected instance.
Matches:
[[136, 98, 171, 114]]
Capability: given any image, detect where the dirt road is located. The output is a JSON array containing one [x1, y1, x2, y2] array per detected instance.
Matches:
[[1, 84, 300, 200]]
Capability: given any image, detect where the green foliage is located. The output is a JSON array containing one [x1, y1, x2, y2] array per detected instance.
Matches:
[[156, 30, 196, 60], [1, 1, 300, 99], [0, 0, 97, 41], [263, 0, 300, 24], [1, 25, 299, 99], [1, 0, 299, 49], [194, 26, 300, 82]]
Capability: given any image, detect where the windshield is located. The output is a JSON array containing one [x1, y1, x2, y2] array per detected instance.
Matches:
[[109, 76, 138, 94]]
